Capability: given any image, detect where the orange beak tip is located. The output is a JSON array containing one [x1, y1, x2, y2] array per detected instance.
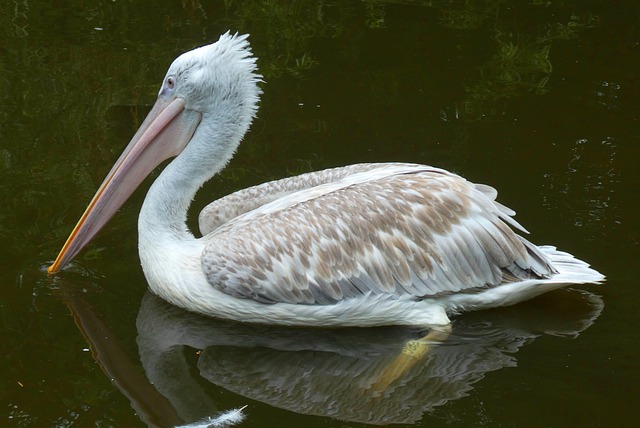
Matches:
[[46, 258, 64, 274]]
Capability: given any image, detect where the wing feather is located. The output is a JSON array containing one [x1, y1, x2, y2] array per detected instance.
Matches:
[[198, 163, 391, 235], [200, 164, 555, 305]]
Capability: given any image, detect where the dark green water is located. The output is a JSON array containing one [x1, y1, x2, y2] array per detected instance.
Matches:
[[1, 1, 638, 426]]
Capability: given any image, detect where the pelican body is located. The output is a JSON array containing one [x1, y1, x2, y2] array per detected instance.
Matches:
[[48, 33, 604, 327]]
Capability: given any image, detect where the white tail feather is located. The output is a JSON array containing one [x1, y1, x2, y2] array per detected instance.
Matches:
[[444, 246, 604, 313], [538, 246, 605, 284]]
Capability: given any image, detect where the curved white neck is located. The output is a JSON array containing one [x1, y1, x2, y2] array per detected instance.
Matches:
[[138, 114, 245, 247]]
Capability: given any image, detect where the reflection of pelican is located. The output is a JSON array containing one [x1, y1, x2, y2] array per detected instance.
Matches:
[[48, 32, 604, 327], [136, 290, 603, 425]]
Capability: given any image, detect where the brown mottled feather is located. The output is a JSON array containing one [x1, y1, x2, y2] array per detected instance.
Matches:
[[200, 163, 556, 305], [199, 163, 386, 235]]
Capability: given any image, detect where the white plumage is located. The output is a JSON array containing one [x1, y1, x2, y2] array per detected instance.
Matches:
[[49, 32, 604, 327]]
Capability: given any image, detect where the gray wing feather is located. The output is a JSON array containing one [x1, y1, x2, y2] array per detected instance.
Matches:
[[198, 163, 389, 235], [200, 164, 556, 305]]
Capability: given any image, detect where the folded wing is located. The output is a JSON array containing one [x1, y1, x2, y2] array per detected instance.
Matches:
[[200, 164, 556, 305]]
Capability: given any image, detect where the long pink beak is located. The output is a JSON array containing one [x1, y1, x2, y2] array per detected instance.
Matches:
[[48, 96, 202, 273]]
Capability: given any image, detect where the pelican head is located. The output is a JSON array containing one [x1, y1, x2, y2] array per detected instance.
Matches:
[[163, 35, 261, 118], [49, 32, 261, 273]]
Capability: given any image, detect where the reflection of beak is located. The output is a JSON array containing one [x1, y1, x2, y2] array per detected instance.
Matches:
[[48, 97, 202, 273]]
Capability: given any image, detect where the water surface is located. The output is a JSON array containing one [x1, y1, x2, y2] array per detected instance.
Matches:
[[1, 1, 638, 426]]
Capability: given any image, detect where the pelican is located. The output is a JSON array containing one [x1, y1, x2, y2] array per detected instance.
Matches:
[[48, 32, 604, 328]]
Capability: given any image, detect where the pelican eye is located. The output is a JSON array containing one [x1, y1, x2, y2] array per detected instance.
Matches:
[[167, 77, 175, 89]]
